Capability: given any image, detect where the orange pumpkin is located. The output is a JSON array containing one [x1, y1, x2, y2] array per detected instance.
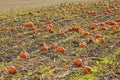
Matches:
[[18, 34, 23, 38], [90, 11, 97, 15], [40, 46, 48, 51], [74, 58, 83, 67], [3, 27, 9, 31], [12, 27, 17, 31], [8, 66, 17, 74], [99, 26, 107, 31], [112, 25, 119, 29], [83, 31, 89, 36], [105, 21, 117, 25], [112, 26, 118, 33], [42, 25, 47, 29], [61, 30, 67, 35], [103, 8, 112, 14], [47, 20, 52, 24], [95, 34, 101, 38], [71, 26, 83, 32], [31, 26, 36, 30], [83, 66, 92, 74], [98, 38, 105, 44], [37, 29, 43, 33], [56, 47, 65, 53], [89, 24, 95, 30], [24, 22, 34, 27], [79, 42, 86, 48], [19, 52, 28, 58]]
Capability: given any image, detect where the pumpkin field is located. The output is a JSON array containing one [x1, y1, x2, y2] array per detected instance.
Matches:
[[0, 0, 120, 80]]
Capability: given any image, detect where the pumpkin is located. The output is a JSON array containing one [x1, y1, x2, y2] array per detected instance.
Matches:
[[18, 34, 23, 38], [12, 27, 17, 31], [74, 58, 83, 67], [89, 24, 95, 30], [3, 27, 9, 31], [83, 31, 89, 36], [56, 47, 65, 53], [83, 66, 92, 74], [19, 52, 28, 58], [40, 46, 48, 51], [24, 22, 34, 27], [98, 38, 105, 44], [95, 34, 101, 38], [8, 66, 17, 74], [31, 26, 36, 30], [79, 42, 86, 48]]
